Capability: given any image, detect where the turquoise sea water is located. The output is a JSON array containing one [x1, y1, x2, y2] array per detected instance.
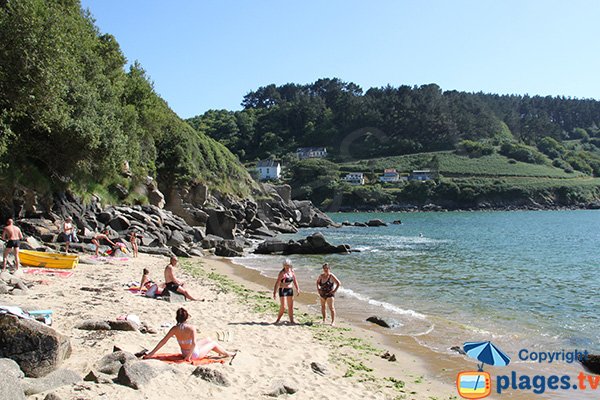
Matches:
[[236, 210, 600, 359]]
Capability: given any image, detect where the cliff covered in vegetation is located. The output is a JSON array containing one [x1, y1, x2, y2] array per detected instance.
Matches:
[[0, 0, 254, 216]]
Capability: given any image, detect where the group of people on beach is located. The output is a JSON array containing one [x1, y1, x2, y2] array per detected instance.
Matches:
[[142, 257, 342, 363], [273, 259, 341, 326], [63, 216, 142, 258], [138, 256, 197, 301]]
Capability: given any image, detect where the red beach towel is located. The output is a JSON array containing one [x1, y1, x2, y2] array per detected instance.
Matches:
[[147, 353, 225, 365]]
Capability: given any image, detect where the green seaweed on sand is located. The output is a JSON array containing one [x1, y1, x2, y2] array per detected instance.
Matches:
[[182, 260, 412, 395], [384, 377, 406, 391]]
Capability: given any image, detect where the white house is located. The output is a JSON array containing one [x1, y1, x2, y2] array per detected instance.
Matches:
[[409, 169, 433, 181], [296, 147, 327, 160], [379, 168, 401, 183], [256, 160, 281, 181], [342, 172, 365, 185]]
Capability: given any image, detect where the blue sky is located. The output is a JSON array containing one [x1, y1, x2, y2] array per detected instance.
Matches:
[[81, 0, 600, 119]]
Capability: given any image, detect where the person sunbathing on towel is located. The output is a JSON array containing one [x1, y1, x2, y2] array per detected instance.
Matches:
[[144, 308, 235, 362], [164, 256, 196, 300]]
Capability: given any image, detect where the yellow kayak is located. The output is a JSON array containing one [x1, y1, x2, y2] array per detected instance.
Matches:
[[19, 250, 79, 270]]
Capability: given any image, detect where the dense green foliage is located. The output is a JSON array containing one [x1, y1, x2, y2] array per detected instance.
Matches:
[[0, 0, 253, 201], [188, 78, 600, 163]]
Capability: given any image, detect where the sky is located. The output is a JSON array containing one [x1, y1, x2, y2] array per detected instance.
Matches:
[[81, 0, 600, 119]]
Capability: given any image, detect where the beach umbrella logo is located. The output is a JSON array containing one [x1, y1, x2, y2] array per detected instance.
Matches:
[[456, 341, 511, 399]]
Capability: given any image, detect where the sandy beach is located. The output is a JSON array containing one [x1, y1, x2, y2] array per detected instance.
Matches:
[[1, 253, 462, 400]]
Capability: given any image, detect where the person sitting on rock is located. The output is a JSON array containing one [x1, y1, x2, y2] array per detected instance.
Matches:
[[164, 256, 196, 300], [91, 229, 116, 257], [144, 308, 236, 362]]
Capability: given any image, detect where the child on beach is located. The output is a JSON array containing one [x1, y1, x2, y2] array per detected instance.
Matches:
[[129, 231, 139, 257], [144, 308, 236, 362], [316, 263, 341, 326], [273, 259, 300, 324], [140, 268, 162, 297]]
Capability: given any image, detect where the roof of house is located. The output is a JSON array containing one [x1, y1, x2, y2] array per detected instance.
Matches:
[[256, 160, 280, 168], [296, 147, 327, 152], [411, 169, 432, 174]]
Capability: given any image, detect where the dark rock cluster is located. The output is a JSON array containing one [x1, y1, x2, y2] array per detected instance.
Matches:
[[3, 183, 337, 258]]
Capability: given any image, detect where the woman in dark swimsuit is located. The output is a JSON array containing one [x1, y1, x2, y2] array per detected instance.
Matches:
[[316, 263, 341, 325], [273, 259, 300, 324]]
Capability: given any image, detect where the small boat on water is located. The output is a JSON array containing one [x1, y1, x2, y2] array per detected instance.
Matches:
[[19, 250, 79, 270]]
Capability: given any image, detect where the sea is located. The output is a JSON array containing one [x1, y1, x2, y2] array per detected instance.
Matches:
[[235, 210, 600, 368]]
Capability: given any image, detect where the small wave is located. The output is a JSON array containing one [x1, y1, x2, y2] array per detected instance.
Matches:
[[340, 288, 427, 320], [354, 246, 373, 252]]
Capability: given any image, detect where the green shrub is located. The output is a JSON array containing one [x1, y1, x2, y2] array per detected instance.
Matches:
[[500, 143, 547, 164], [456, 140, 494, 157]]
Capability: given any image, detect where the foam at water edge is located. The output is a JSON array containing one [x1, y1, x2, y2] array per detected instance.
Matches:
[[340, 287, 427, 320]]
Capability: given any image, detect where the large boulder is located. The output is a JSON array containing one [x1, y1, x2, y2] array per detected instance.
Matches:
[[148, 189, 165, 209], [22, 369, 81, 395], [108, 215, 131, 232], [366, 219, 388, 227], [205, 209, 236, 240], [17, 219, 59, 237], [255, 239, 289, 254], [215, 240, 243, 257], [0, 314, 72, 377], [95, 351, 137, 375], [0, 358, 25, 400], [272, 185, 292, 204], [116, 360, 172, 390]]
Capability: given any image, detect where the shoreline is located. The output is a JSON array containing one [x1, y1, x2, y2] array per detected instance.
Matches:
[[209, 254, 592, 400], [1, 253, 457, 399], [201, 255, 461, 399]]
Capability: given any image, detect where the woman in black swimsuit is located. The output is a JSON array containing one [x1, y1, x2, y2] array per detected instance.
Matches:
[[273, 259, 300, 324], [316, 263, 341, 325]]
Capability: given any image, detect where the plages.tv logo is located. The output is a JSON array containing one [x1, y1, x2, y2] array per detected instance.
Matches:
[[456, 341, 511, 399]]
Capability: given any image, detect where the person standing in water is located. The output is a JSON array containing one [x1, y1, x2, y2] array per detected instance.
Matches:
[[316, 263, 341, 325], [273, 259, 300, 324]]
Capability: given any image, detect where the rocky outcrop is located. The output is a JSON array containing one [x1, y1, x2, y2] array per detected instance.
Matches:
[[0, 314, 72, 377], [255, 232, 351, 255], [205, 209, 236, 240], [2, 183, 338, 259], [366, 219, 388, 227]]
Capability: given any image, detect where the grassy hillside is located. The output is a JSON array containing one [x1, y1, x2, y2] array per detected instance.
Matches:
[[339, 151, 582, 179]]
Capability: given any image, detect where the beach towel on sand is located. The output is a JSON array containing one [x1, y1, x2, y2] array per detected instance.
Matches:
[[146, 353, 225, 366], [23, 268, 74, 278]]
